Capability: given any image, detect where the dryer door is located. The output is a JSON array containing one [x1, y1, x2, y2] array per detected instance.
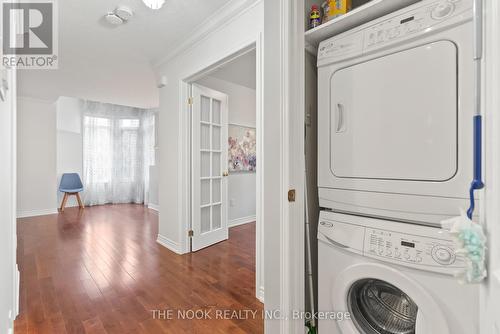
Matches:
[[332, 263, 448, 334], [329, 41, 457, 182]]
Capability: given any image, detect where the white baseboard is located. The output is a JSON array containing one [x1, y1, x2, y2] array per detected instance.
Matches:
[[229, 215, 256, 227], [14, 265, 19, 318], [17, 208, 58, 219], [148, 203, 160, 212], [157, 234, 183, 255], [257, 285, 264, 303]]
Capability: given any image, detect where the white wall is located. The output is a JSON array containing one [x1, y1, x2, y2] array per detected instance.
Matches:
[[0, 69, 18, 334], [17, 97, 58, 217], [196, 76, 256, 224], [154, 1, 263, 254], [56, 97, 83, 207]]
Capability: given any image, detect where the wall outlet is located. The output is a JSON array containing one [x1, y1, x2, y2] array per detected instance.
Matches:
[[230, 199, 235, 207]]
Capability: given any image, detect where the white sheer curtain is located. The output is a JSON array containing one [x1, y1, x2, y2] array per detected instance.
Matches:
[[82, 100, 156, 206]]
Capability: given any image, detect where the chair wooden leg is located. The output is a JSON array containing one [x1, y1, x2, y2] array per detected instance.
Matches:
[[60, 193, 69, 212], [76, 193, 84, 209]]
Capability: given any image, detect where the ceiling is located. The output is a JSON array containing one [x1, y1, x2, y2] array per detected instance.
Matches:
[[209, 50, 256, 90], [17, 0, 233, 108]]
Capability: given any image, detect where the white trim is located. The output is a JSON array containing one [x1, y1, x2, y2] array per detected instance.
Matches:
[[228, 122, 256, 129], [153, 0, 262, 68], [288, 1, 306, 333], [156, 234, 183, 255], [148, 203, 160, 212], [179, 36, 264, 302], [255, 31, 265, 305], [257, 285, 265, 303], [14, 265, 19, 318], [16, 95, 55, 104], [229, 215, 256, 227], [10, 68, 18, 332], [17, 208, 59, 219], [263, 0, 304, 332]]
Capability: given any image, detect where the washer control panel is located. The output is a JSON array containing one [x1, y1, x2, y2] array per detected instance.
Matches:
[[364, 227, 461, 268], [364, 0, 469, 49]]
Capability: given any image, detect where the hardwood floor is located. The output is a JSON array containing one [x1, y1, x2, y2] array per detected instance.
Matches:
[[14, 204, 263, 334]]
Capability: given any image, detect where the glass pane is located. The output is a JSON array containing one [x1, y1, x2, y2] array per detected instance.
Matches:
[[212, 204, 221, 229], [212, 179, 221, 203], [120, 119, 140, 128], [201, 124, 210, 150], [201, 152, 210, 177], [212, 153, 221, 177], [349, 279, 418, 334], [212, 99, 221, 124], [212, 126, 221, 150], [201, 180, 210, 206], [201, 207, 211, 233], [201, 96, 210, 122]]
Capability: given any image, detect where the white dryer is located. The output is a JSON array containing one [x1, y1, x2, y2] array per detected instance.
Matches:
[[317, 0, 478, 225], [318, 211, 479, 334]]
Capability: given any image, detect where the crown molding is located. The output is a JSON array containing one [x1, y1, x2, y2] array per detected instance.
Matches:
[[153, 0, 262, 68]]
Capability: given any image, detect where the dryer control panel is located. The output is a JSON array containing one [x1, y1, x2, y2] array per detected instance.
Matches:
[[363, 227, 464, 269], [317, 0, 472, 65], [363, 0, 471, 50]]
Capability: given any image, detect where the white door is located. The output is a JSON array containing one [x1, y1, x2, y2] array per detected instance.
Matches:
[[191, 84, 229, 251]]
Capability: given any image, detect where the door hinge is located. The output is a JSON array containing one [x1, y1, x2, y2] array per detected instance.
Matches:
[[188, 230, 194, 237], [188, 97, 194, 106], [288, 189, 296, 202]]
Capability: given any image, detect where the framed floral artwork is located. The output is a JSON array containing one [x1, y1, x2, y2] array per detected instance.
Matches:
[[228, 124, 256, 172]]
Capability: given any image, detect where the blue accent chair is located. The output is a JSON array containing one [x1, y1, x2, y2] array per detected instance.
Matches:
[[59, 173, 84, 211]]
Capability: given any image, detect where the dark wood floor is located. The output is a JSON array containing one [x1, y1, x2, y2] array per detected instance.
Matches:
[[14, 204, 263, 334]]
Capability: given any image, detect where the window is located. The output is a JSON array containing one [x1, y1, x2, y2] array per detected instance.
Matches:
[[82, 102, 156, 206], [83, 116, 112, 183]]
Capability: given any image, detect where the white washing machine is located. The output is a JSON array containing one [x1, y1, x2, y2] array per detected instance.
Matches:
[[318, 211, 479, 334], [317, 0, 478, 225]]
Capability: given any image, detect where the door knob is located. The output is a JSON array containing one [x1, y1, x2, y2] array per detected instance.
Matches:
[[223, 171, 229, 177]]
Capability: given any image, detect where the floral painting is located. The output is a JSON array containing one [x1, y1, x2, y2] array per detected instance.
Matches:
[[228, 125, 256, 172]]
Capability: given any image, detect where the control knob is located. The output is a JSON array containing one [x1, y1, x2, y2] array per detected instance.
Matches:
[[431, 245, 456, 265], [432, 2, 455, 19]]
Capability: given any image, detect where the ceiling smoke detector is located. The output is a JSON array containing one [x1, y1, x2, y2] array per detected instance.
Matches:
[[105, 13, 123, 25], [104, 6, 134, 26], [115, 6, 133, 20], [142, 0, 165, 10]]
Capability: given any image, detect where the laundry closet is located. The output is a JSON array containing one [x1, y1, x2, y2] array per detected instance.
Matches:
[[303, 0, 483, 333]]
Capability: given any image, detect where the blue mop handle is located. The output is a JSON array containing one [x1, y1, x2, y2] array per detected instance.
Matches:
[[467, 0, 484, 220], [467, 115, 484, 219]]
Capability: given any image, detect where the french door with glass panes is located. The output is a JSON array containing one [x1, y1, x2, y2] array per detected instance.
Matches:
[[191, 84, 229, 251]]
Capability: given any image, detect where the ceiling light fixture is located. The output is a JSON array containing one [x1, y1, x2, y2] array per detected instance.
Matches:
[[142, 0, 165, 10]]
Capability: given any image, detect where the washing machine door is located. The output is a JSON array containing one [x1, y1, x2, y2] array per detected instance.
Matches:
[[333, 263, 449, 334]]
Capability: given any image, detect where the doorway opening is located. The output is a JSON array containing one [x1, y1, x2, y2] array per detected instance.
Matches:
[[181, 42, 264, 302]]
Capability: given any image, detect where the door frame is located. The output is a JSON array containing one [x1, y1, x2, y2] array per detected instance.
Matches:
[[178, 35, 265, 302]]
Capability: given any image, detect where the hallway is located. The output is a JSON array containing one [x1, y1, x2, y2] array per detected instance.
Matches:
[[14, 205, 263, 333]]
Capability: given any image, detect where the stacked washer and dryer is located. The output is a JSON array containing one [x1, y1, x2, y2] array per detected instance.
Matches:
[[316, 0, 480, 333]]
